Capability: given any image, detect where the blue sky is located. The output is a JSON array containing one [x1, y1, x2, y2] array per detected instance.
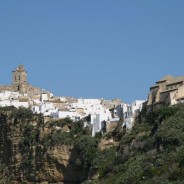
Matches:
[[0, 1, 184, 103]]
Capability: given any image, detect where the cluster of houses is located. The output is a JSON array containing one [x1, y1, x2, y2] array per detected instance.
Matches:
[[0, 87, 144, 136], [7, 65, 182, 136]]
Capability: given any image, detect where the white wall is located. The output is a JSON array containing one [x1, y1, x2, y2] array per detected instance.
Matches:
[[91, 114, 101, 137], [0, 99, 11, 107], [58, 111, 79, 121], [0, 91, 21, 100], [41, 93, 48, 102], [123, 100, 145, 130], [32, 105, 40, 113], [12, 101, 29, 108]]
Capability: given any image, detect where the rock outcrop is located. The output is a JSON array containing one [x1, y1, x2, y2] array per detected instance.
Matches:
[[0, 107, 89, 183]]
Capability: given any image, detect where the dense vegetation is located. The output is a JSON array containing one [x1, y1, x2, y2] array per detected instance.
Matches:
[[87, 104, 184, 184], [1, 104, 184, 183]]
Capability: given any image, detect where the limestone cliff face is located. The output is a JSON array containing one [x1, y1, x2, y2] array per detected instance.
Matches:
[[45, 146, 89, 183], [0, 109, 89, 184]]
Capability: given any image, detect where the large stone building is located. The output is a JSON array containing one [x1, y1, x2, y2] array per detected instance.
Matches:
[[0, 65, 41, 96], [147, 75, 184, 107]]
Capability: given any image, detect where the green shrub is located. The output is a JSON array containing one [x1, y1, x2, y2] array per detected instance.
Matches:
[[13, 107, 34, 119], [156, 111, 184, 150], [74, 135, 99, 166]]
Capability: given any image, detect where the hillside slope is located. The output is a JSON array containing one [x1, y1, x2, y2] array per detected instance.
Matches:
[[1, 104, 184, 183], [90, 104, 184, 184]]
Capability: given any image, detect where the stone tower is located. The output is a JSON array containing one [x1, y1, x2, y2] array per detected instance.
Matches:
[[12, 65, 28, 92]]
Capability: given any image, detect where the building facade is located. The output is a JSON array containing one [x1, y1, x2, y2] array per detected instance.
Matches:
[[147, 75, 184, 107], [123, 100, 145, 130]]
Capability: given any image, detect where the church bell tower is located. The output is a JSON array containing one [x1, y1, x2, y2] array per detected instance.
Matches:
[[12, 65, 28, 92]]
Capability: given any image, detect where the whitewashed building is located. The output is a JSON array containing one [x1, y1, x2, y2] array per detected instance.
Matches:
[[39, 102, 58, 116], [11, 98, 29, 108], [123, 100, 145, 130]]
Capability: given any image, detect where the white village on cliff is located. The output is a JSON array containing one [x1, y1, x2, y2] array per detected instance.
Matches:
[[2, 65, 183, 136]]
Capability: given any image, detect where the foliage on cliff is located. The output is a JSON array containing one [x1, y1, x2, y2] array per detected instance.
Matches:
[[1, 104, 184, 183], [0, 106, 97, 183], [89, 103, 184, 184]]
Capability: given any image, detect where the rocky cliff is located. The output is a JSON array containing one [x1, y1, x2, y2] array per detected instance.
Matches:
[[0, 107, 92, 183], [2, 104, 184, 184]]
